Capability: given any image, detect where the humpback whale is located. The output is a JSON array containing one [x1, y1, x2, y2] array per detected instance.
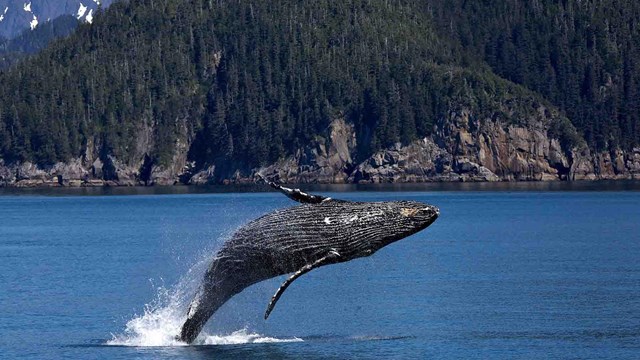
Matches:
[[179, 179, 439, 343]]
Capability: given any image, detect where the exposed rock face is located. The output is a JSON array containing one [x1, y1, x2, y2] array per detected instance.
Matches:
[[102, 155, 137, 186], [257, 118, 357, 183], [628, 148, 640, 177], [571, 149, 598, 181], [244, 104, 640, 184], [148, 156, 190, 186], [0, 115, 195, 187], [591, 148, 640, 180], [189, 165, 216, 185], [0, 159, 15, 185], [1, 110, 640, 187], [349, 138, 463, 183], [50, 158, 89, 186], [433, 106, 574, 182]]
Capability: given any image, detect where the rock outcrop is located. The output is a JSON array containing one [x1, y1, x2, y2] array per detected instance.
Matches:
[[256, 118, 357, 183], [1, 108, 639, 187], [254, 101, 638, 183], [349, 138, 462, 183], [245, 103, 639, 183], [0, 114, 195, 187], [432, 105, 574, 182]]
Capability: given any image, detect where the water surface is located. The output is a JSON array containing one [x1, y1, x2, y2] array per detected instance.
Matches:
[[0, 186, 639, 359]]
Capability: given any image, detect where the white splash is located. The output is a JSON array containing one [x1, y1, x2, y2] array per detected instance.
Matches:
[[85, 9, 93, 23], [23, 2, 31, 12], [107, 255, 302, 347], [106, 285, 187, 347], [201, 328, 302, 345], [107, 284, 302, 347]]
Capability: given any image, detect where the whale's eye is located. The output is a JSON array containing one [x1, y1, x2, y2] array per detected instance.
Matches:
[[400, 208, 419, 217]]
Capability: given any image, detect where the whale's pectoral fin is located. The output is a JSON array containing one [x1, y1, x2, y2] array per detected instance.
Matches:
[[264, 250, 341, 319], [257, 174, 334, 204]]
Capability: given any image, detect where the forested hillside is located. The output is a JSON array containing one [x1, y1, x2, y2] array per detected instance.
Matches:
[[0, 0, 638, 185], [427, 0, 640, 152], [0, 0, 468, 167], [0, 14, 78, 68], [0, 0, 114, 39]]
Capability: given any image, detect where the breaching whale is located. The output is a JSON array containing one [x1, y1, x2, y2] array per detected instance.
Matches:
[[179, 179, 439, 343]]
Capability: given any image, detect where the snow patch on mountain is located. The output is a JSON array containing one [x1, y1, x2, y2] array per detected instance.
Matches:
[[0, 0, 114, 39], [76, 3, 86, 19]]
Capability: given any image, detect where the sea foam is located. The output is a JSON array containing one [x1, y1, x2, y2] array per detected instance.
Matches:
[[107, 256, 301, 347]]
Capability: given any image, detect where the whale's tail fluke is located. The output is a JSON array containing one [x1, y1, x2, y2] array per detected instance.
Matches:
[[256, 173, 334, 204]]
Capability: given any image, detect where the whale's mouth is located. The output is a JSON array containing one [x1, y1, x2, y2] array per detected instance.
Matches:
[[425, 206, 440, 216]]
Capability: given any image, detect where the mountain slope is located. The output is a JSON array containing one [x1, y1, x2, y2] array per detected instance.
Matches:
[[0, 14, 78, 68], [427, 0, 640, 152], [0, 0, 113, 39], [0, 0, 638, 186], [1, 0, 460, 166]]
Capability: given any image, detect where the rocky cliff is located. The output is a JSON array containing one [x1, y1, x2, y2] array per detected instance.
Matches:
[[0, 114, 193, 187], [252, 98, 640, 184], [1, 103, 639, 187]]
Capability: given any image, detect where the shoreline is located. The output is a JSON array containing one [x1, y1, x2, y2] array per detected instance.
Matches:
[[2, 179, 640, 196], [2, 119, 639, 189]]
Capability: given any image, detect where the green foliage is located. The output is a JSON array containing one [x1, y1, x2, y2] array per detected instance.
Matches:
[[0, 0, 449, 167], [0, 15, 79, 69], [0, 0, 638, 171], [427, 0, 640, 151]]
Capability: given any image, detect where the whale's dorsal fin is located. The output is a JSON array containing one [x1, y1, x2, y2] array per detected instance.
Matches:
[[258, 174, 335, 204], [264, 249, 341, 319]]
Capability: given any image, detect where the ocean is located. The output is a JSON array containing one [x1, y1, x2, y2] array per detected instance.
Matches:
[[1, 184, 639, 359]]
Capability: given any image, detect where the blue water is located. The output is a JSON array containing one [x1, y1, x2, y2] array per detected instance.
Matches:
[[1, 189, 639, 359]]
